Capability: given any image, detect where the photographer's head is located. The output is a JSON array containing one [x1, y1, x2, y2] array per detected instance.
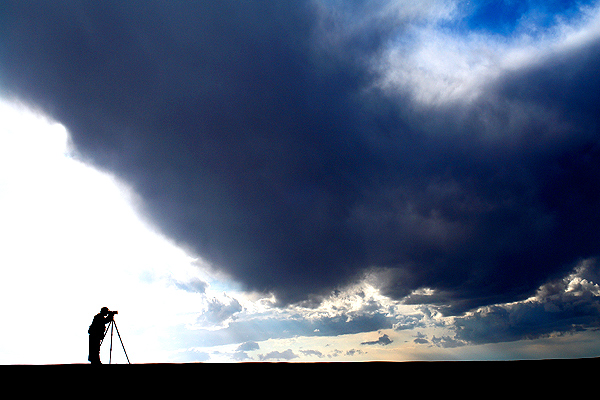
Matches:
[[100, 307, 119, 318]]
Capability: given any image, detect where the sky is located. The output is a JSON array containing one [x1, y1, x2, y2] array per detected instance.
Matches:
[[2, 0, 600, 363]]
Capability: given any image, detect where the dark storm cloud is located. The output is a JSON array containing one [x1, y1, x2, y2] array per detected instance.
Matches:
[[3, 0, 600, 317]]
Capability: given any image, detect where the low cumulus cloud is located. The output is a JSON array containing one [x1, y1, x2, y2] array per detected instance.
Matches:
[[196, 295, 243, 329], [452, 260, 600, 344], [3, 0, 600, 322], [405, 259, 600, 347], [258, 349, 299, 361], [361, 333, 393, 346], [173, 277, 208, 294], [236, 341, 260, 352], [300, 349, 324, 358]]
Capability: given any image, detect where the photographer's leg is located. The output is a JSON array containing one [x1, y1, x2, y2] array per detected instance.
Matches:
[[89, 334, 101, 365]]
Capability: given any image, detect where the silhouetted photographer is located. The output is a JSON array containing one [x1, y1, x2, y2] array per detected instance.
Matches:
[[88, 307, 118, 365]]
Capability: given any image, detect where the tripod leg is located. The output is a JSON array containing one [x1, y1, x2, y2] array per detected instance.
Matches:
[[109, 320, 114, 364], [112, 321, 131, 364], [97, 320, 113, 365]]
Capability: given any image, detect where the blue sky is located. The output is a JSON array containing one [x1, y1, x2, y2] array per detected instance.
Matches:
[[462, 0, 574, 33], [3, 0, 600, 363]]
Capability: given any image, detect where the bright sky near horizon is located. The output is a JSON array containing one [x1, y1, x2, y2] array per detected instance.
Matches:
[[4, 0, 600, 363], [0, 99, 209, 363]]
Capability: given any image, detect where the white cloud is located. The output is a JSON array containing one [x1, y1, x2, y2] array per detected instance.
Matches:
[[374, 1, 600, 105]]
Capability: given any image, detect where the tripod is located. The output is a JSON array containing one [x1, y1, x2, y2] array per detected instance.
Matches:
[[101, 318, 131, 364]]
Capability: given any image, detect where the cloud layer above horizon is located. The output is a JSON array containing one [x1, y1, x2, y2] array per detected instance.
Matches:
[[3, 0, 600, 323]]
